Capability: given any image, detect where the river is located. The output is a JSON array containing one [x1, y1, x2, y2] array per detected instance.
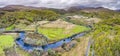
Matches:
[[15, 31, 86, 52]]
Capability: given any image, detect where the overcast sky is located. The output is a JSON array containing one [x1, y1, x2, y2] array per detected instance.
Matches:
[[0, 0, 120, 10]]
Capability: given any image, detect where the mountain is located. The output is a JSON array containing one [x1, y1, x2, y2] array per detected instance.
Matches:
[[0, 5, 115, 13], [65, 6, 88, 12], [116, 9, 120, 12], [0, 5, 46, 11], [66, 6, 113, 13], [80, 7, 113, 13]]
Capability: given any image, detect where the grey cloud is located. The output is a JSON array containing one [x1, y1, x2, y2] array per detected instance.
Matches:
[[0, 0, 120, 10]]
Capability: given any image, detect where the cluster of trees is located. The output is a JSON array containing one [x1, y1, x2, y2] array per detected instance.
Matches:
[[64, 9, 120, 56], [78, 10, 120, 19], [31, 10, 60, 21], [60, 10, 120, 56], [0, 10, 60, 28], [87, 11, 120, 56]]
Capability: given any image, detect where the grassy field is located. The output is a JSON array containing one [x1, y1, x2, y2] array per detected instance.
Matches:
[[38, 20, 90, 40], [0, 35, 14, 56], [5, 25, 15, 30]]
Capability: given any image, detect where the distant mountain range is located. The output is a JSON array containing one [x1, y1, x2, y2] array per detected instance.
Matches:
[[0, 5, 118, 12], [0, 5, 46, 11], [66, 6, 113, 12], [116, 10, 120, 12]]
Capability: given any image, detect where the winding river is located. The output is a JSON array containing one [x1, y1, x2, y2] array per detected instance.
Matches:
[[15, 31, 86, 52]]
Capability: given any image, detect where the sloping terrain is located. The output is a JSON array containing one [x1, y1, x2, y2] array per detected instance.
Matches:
[[0, 5, 120, 56], [62, 37, 89, 56]]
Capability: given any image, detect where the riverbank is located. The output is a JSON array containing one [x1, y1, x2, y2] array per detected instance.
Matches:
[[16, 31, 88, 52]]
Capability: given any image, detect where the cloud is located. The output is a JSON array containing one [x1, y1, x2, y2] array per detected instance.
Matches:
[[0, 0, 120, 10]]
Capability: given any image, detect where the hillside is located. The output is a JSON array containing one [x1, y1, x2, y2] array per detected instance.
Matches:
[[0, 5, 46, 11], [0, 5, 120, 56]]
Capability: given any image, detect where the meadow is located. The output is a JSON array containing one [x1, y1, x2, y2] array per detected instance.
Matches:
[[0, 35, 14, 56], [38, 25, 89, 40]]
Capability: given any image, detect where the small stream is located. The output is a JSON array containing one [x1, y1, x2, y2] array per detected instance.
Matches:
[[16, 31, 86, 51]]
